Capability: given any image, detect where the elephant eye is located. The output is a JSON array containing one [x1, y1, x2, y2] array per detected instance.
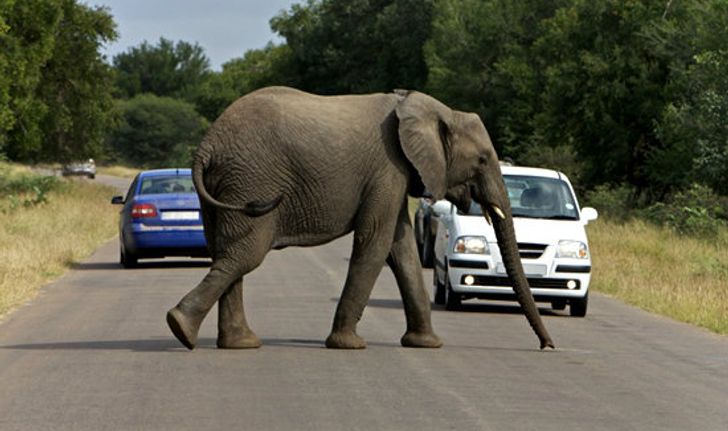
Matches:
[[478, 154, 488, 165]]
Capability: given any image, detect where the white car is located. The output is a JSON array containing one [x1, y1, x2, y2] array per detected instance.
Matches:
[[432, 165, 598, 316]]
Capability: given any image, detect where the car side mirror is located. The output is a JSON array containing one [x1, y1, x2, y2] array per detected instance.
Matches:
[[430, 200, 452, 217], [581, 207, 598, 224], [111, 196, 124, 205]]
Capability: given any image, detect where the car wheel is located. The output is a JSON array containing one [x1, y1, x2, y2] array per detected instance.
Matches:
[[444, 276, 461, 311], [551, 299, 567, 311], [433, 268, 445, 305], [120, 240, 138, 269], [88, 174, 95, 179], [570, 293, 588, 317], [421, 232, 434, 268]]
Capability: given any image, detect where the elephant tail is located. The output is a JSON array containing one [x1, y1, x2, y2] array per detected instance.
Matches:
[[192, 150, 282, 217]]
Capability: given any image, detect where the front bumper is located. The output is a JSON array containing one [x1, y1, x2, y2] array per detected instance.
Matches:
[[447, 256, 591, 301]]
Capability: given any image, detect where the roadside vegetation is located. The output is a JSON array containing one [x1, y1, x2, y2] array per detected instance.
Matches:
[[0, 163, 117, 317], [589, 219, 728, 334], [96, 165, 140, 179]]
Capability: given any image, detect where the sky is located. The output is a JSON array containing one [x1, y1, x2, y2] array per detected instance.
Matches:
[[87, 0, 301, 70]]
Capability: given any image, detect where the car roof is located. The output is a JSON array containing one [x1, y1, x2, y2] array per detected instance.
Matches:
[[500, 165, 564, 180], [139, 168, 192, 178]]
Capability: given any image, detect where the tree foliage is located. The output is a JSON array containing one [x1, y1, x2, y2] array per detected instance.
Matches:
[[108, 94, 208, 168], [425, 0, 728, 202], [37, 0, 117, 162], [0, 0, 116, 162], [271, 0, 434, 93], [113, 37, 211, 102], [193, 44, 293, 121]]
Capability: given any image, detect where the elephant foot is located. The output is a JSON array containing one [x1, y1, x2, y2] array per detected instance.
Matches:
[[325, 330, 367, 349], [401, 330, 443, 348], [166, 306, 202, 350], [217, 331, 262, 349]]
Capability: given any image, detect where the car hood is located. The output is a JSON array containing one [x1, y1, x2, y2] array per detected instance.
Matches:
[[453, 214, 589, 245]]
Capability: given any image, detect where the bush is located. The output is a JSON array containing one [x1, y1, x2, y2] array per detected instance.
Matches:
[[641, 183, 726, 237], [583, 183, 633, 221], [0, 164, 60, 212]]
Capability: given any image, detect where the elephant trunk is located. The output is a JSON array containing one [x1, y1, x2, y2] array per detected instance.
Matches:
[[478, 175, 555, 349]]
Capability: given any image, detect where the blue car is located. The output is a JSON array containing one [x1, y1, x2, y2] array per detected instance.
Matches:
[[111, 169, 208, 268]]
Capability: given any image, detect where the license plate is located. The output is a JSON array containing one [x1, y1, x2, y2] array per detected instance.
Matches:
[[496, 263, 547, 276], [161, 211, 199, 221]]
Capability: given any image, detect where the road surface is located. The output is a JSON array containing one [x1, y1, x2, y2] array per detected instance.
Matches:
[[0, 176, 726, 430]]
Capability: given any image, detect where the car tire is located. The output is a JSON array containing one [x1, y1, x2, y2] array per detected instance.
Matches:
[[420, 232, 434, 269], [433, 268, 446, 305], [89, 174, 95, 179], [444, 276, 461, 311], [570, 293, 588, 317], [120, 241, 138, 269]]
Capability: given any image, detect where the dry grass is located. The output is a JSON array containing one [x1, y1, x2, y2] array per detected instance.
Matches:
[[0, 166, 118, 317], [588, 218, 728, 334], [97, 165, 140, 179]]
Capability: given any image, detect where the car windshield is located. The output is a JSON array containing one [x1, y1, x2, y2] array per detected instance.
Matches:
[[464, 175, 579, 220], [139, 175, 195, 195]]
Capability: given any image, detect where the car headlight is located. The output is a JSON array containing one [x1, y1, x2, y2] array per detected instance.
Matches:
[[556, 240, 588, 259], [454, 236, 489, 254]]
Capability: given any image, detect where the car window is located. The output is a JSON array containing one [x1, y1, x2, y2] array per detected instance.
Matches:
[[139, 175, 196, 195], [126, 177, 139, 202], [504, 175, 579, 220]]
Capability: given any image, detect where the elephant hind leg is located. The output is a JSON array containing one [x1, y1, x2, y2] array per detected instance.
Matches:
[[167, 232, 272, 350], [167, 262, 243, 350], [217, 278, 262, 349]]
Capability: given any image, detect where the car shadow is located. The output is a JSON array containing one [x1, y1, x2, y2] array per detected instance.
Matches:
[[72, 260, 211, 271]]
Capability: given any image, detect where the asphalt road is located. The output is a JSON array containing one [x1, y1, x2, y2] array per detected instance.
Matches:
[[0, 176, 726, 430]]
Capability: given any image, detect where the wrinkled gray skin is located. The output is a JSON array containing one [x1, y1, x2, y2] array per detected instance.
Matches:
[[166, 86, 554, 350]]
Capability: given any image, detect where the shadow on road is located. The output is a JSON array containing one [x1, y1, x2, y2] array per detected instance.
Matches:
[[72, 260, 211, 271], [365, 297, 563, 317], [0, 336, 551, 353], [0, 338, 192, 352]]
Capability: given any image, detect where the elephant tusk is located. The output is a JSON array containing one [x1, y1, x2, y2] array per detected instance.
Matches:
[[484, 211, 492, 225], [492, 205, 506, 220]]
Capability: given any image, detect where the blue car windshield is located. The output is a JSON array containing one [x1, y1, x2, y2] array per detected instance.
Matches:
[[466, 175, 579, 220], [139, 175, 195, 195]]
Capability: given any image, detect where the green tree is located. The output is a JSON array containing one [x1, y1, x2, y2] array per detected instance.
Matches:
[[270, 0, 434, 94], [109, 94, 208, 168], [194, 43, 293, 121], [651, 0, 728, 195], [425, 0, 567, 158], [113, 38, 211, 101], [0, 0, 117, 162], [0, 0, 62, 160], [37, 0, 117, 162]]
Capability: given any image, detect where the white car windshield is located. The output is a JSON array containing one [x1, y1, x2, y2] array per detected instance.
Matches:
[[465, 175, 579, 220]]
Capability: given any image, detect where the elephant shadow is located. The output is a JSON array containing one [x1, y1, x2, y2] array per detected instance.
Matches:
[[0, 337, 403, 352]]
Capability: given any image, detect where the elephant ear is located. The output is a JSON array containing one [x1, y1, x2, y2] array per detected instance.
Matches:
[[395, 91, 452, 200]]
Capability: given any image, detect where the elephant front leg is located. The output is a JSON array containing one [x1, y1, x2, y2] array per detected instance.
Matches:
[[387, 202, 442, 348], [217, 278, 262, 349], [325, 214, 397, 349]]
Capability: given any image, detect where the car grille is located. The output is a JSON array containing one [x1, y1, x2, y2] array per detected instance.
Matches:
[[449, 259, 489, 269], [518, 243, 548, 259], [463, 275, 581, 290]]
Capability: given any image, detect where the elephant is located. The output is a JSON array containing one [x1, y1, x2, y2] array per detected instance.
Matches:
[[166, 86, 555, 350]]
